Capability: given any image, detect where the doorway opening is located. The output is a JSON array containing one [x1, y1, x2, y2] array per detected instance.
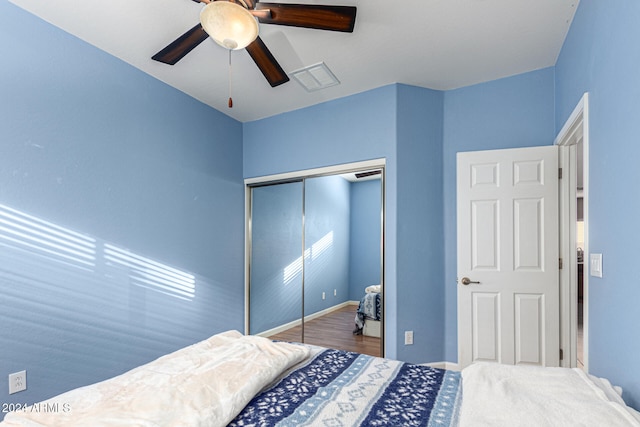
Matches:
[[556, 93, 589, 371]]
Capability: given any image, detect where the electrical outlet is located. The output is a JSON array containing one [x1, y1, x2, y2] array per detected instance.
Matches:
[[404, 331, 414, 345], [322, 292, 326, 300], [334, 289, 337, 297], [9, 370, 26, 394]]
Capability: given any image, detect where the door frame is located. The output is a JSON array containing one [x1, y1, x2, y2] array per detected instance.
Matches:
[[555, 92, 590, 370], [244, 158, 387, 357]]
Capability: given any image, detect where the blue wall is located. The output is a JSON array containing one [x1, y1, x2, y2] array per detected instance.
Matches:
[[349, 179, 382, 300], [0, 1, 245, 410], [555, 0, 640, 408], [442, 67, 557, 361], [396, 85, 445, 363]]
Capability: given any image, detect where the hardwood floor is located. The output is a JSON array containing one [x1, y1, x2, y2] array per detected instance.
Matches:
[[268, 304, 382, 357]]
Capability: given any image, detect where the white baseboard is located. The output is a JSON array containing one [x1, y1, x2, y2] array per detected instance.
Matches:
[[257, 319, 302, 338], [257, 301, 357, 338], [306, 300, 355, 322], [423, 361, 461, 371]]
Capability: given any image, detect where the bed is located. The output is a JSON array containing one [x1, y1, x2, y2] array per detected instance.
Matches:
[[2, 330, 639, 427], [354, 284, 382, 337]]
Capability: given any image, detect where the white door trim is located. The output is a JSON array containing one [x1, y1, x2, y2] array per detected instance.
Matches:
[[555, 92, 590, 370], [244, 158, 386, 185]]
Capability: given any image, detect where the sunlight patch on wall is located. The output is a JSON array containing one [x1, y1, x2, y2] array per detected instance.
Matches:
[[0, 204, 196, 301], [311, 231, 333, 260], [283, 248, 307, 285], [0, 204, 96, 270], [283, 231, 334, 285], [104, 244, 196, 301]]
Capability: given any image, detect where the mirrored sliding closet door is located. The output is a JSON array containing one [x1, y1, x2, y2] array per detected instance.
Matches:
[[247, 165, 384, 357]]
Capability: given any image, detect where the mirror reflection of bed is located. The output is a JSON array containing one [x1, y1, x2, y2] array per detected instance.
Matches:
[[247, 165, 383, 358], [353, 283, 381, 335]]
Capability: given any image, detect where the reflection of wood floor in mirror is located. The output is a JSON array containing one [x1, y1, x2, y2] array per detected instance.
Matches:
[[267, 304, 382, 357]]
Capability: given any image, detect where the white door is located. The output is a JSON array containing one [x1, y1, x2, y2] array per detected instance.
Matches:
[[457, 146, 559, 368]]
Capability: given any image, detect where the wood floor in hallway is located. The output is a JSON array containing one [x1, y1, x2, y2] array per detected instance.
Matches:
[[268, 304, 382, 357]]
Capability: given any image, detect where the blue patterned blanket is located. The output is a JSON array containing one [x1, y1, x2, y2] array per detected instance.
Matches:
[[354, 292, 381, 332], [229, 347, 461, 426]]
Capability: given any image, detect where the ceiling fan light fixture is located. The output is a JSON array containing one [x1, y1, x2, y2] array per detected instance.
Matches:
[[200, 1, 259, 50]]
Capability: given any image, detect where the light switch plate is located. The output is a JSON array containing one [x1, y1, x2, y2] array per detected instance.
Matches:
[[404, 331, 414, 345], [590, 253, 603, 278]]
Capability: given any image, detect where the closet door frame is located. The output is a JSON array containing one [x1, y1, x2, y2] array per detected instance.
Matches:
[[244, 158, 386, 357]]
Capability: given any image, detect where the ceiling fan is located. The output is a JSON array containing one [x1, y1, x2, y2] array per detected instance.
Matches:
[[152, 0, 357, 88]]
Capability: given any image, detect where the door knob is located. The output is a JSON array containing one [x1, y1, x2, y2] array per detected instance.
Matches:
[[460, 277, 480, 285]]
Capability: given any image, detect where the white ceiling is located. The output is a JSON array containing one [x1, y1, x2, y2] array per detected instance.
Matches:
[[9, 0, 579, 123]]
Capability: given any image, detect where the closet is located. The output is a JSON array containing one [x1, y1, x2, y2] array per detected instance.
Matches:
[[246, 165, 384, 356]]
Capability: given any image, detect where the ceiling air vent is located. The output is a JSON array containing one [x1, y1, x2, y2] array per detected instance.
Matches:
[[355, 170, 381, 179], [291, 62, 340, 92]]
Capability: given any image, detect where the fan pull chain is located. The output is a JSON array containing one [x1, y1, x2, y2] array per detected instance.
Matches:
[[228, 49, 233, 108]]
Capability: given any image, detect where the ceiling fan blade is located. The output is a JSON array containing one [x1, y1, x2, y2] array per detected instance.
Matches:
[[254, 3, 356, 32], [245, 36, 290, 87], [152, 24, 209, 65]]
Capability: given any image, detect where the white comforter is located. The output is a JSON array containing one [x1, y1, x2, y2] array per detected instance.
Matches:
[[1, 330, 309, 427], [459, 362, 640, 427], [365, 284, 381, 294]]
